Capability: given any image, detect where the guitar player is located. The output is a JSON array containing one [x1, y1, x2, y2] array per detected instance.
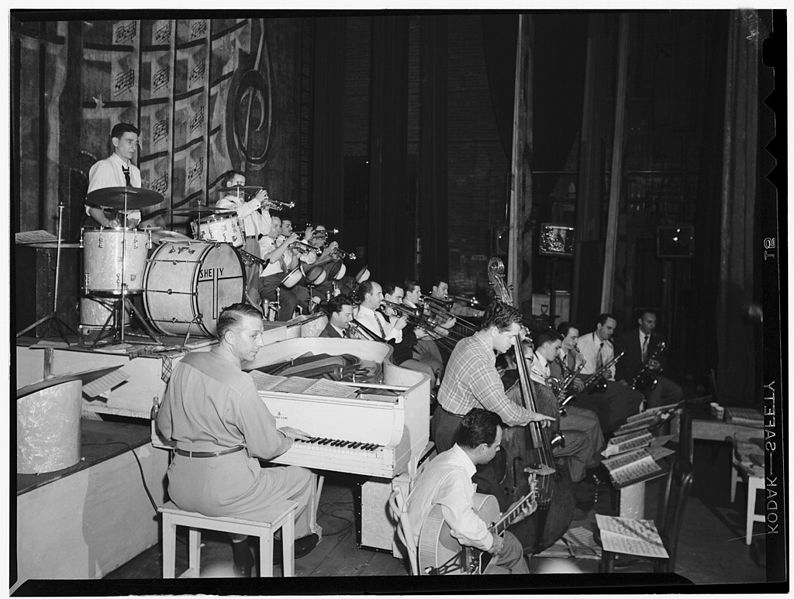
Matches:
[[406, 409, 532, 574]]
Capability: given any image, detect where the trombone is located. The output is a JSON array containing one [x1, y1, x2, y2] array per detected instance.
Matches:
[[419, 294, 478, 340], [380, 300, 458, 351], [349, 318, 385, 342]]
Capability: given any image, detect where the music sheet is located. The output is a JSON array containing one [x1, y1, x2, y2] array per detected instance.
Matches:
[[596, 515, 669, 558]]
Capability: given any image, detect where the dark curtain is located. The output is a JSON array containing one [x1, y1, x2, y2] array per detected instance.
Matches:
[[714, 10, 761, 405], [481, 14, 517, 161]]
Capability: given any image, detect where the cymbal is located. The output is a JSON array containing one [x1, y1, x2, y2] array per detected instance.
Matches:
[[171, 206, 237, 217], [87, 186, 163, 209]]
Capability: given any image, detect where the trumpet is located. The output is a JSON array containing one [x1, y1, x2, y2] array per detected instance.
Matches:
[[288, 240, 323, 255], [580, 351, 625, 394], [237, 249, 269, 268], [333, 248, 357, 260], [262, 199, 295, 211], [294, 226, 340, 238]]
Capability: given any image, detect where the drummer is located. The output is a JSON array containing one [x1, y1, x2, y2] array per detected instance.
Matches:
[[215, 170, 271, 303], [86, 123, 143, 229]]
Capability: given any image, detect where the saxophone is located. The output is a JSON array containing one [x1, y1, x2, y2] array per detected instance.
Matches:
[[581, 351, 625, 394], [630, 341, 667, 391]]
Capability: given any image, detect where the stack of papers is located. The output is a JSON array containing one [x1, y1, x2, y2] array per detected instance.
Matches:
[[595, 514, 669, 558]]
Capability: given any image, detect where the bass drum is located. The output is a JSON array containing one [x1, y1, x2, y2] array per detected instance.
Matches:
[[143, 241, 245, 337]]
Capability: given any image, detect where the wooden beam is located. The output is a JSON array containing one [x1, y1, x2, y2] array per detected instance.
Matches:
[[508, 15, 532, 311], [600, 14, 630, 313]]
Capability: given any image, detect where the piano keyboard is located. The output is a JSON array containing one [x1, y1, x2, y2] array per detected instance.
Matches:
[[270, 435, 396, 478]]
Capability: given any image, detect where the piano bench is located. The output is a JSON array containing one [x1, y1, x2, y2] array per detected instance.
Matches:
[[158, 500, 299, 578]]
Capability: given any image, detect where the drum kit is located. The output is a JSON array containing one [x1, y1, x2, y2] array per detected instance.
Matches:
[[18, 183, 359, 344], [67, 185, 258, 345]]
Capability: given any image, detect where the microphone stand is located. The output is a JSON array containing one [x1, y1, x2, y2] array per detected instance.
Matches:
[[16, 200, 81, 343]]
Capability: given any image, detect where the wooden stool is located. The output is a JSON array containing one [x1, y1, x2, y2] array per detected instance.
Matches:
[[159, 500, 298, 578]]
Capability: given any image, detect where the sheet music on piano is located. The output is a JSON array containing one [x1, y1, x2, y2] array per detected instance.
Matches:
[[249, 370, 358, 398]]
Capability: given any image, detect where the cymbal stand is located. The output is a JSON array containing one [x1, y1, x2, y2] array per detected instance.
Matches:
[[16, 200, 81, 343]]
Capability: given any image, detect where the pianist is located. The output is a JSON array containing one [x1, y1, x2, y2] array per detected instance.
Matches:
[[156, 303, 319, 576]]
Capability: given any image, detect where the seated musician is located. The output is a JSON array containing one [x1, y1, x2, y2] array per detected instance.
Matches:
[[85, 123, 142, 228], [571, 313, 643, 436], [432, 280, 484, 319], [406, 409, 530, 575], [301, 225, 342, 302], [351, 281, 407, 342], [216, 170, 271, 304], [382, 282, 438, 386], [319, 294, 354, 338], [258, 215, 307, 321], [529, 329, 604, 487], [404, 280, 452, 374], [432, 301, 554, 457], [155, 303, 319, 577], [615, 309, 683, 409]]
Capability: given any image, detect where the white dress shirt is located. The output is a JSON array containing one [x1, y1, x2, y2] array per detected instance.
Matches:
[[354, 305, 402, 343], [86, 153, 142, 222], [529, 351, 550, 385], [406, 444, 494, 552], [216, 194, 271, 239], [577, 331, 615, 380]]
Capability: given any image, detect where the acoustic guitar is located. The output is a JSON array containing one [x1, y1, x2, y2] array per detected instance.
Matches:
[[417, 477, 537, 575]]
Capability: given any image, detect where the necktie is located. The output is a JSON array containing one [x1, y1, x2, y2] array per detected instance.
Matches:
[[122, 166, 131, 186], [374, 312, 386, 338], [596, 341, 604, 369], [641, 334, 649, 362], [566, 351, 575, 371]]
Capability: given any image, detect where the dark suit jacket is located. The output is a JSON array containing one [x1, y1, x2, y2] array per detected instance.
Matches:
[[615, 329, 668, 382], [319, 322, 344, 338]]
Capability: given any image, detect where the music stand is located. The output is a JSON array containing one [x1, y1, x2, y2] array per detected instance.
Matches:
[[16, 202, 82, 344]]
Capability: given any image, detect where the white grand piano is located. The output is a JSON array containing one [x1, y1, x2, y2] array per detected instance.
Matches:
[[244, 336, 432, 552]]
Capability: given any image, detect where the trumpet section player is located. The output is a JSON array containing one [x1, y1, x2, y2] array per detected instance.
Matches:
[[216, 170, 272, 304], [571, 313, 643, 436], [615, 309, 683, 409]]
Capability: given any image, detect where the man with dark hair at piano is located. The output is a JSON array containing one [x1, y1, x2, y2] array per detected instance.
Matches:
[[320, 294, 354, 337], [615, 309, 683, 409], [156, 303, 319, 576], [351, 280, 407, 342], [406, 408, 531, 574], [431, 301, 554, 455], [381, 282, 438, 386], [572, 313, 643, 436], [530, 329, 604, 487], [85, 122, 143, 228]]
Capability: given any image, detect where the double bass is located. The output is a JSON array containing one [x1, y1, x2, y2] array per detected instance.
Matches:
[[484, 258, 575, 553]]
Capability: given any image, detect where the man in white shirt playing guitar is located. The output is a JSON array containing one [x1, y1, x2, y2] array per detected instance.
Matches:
[[407, 409, 534, 575]]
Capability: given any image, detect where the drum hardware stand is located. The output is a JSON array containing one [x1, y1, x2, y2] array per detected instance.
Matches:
[[16, 200, 81, 344]]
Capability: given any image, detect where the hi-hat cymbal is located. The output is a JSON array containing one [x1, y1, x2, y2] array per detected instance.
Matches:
[[171, 206, 237, 217], [87, 186, 163, 209]]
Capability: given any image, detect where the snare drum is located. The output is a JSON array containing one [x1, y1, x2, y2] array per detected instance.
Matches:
[[142, 241, 245, 337], [82, 228, 151, 295], [191, 215, 243, 247]]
